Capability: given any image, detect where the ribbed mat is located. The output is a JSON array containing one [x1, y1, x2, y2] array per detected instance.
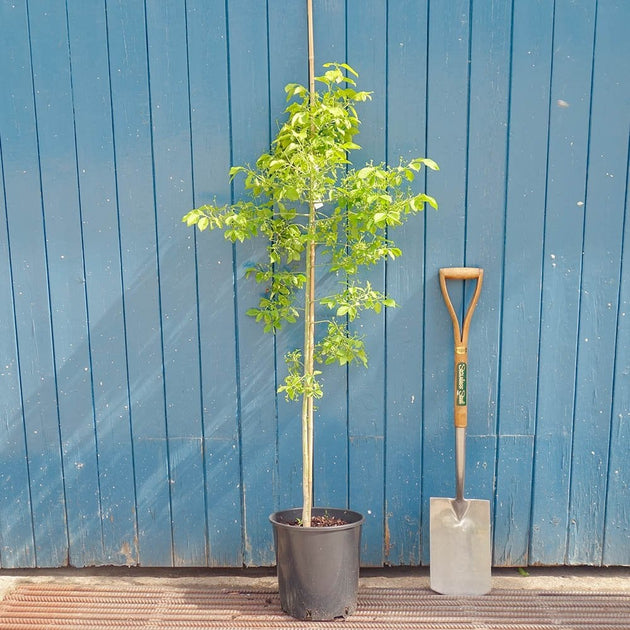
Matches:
[[0, 584, 628, 629]]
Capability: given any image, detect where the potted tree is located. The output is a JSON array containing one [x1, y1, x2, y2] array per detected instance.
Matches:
[[183, 62, 437, 619]]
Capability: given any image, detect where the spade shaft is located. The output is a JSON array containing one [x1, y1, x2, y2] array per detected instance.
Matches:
[[453, 426, 466, 520]]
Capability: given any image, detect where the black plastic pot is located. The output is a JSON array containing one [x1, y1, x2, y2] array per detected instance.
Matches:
[[269, 507, 364, 620]]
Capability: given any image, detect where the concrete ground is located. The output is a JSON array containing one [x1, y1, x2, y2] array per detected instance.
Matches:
[[0, 565, 627, 600]]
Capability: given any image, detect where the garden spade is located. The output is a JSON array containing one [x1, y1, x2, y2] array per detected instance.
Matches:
[[430, 267, 491, 596]]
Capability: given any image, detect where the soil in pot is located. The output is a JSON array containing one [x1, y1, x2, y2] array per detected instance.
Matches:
[[288, 513, 349, 527]]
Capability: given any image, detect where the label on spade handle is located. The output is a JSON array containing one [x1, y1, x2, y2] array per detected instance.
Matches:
[[456, 362, 467, 406], [454, 347, 468, 427]]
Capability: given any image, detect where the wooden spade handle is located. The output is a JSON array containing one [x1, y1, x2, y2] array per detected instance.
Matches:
[[439, 268, 483, 428], [440, 267, 483, 281]]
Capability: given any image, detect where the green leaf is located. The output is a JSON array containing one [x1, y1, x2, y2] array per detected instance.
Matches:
[[183, 211, 198, 226], [426, 194, 438, 209], [229, 165, 246, 179], [284, 187, 299, 201], [285, 83, 307, 100], [373, 212, 387, 224], [421, 157, 440, 171], [411, 193, 438, 211], [335, 62, 359, 77]]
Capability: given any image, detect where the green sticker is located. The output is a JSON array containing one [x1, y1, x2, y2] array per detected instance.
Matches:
[[456, 362, 467, 406]]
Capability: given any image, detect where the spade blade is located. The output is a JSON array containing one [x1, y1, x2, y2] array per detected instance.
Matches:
[[430, 496, 491, 596]]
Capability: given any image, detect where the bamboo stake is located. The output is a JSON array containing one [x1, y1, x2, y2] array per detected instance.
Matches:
[[301, 0, 316, 528], [307, 0, 315, 97]]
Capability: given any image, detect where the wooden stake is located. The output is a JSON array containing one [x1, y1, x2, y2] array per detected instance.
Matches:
[[301, 0, 316, 528]]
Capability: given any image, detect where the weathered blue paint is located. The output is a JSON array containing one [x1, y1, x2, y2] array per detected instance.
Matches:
[[568, 0, 629, 566], [346, 0, 389, 568], [110, 0, 174, 568], [1, 0, 69, 568], [493, 0, 554, 568], [383, 0, 428, 568], [0, 133, 35, 568], [605, 135, 630, 566], [226, 0, 279, 568], [531, 0, 598, 566], [188, 0, 244, 569], [0, 0, 628, 568], [147, 0, 210, 569]]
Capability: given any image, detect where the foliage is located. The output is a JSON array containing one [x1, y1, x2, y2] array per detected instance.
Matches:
[[183, 62, 438, 523]]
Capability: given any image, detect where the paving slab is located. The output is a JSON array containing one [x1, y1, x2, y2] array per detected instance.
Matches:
[[0, 566, 629, 598]]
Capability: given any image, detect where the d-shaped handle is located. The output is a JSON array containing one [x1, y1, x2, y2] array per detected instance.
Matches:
[[439, 267, 483, 428]]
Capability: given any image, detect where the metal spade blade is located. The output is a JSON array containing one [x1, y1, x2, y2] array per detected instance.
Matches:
[[430, 430, 491, 595], [429, 496, 491, 595]]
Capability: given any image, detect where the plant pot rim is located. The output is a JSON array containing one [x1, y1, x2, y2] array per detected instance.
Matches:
[[269, 507, 364, 532]]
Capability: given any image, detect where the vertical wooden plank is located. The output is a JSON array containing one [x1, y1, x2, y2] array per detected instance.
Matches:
[[530, 0, 597, 565], [266, 0, 308, 515], [464, 0, 512, 538], [0, 144, 36, 568], [383, 0, 429, 566], [3, 0, 76, 568], [493, 436, 534, 565], [421, 0, 470, 565], [347, 0, 388, 567], [605, 140, 630, 566], [313, 0, 346, 67], [28, 0, 104, 567], [273, 4, 352, 515], [145, 0, 207, 566], [187, 0, 242, 567], [310, 0, 351, 513], [0, 2, 40, 569], [106, 0, 171, 566], [493, 0, 554, 567], [568, 0, 630, 565], [66, 0, 139, 566], [267, 4, 352, 519], [227, 0, 277, 566]]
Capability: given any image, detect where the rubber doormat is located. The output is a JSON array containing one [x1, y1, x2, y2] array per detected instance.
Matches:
[[0, 583, 628, 629]]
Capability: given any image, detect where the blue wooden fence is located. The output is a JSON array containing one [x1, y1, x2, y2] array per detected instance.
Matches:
[[0, 0, 628, 568]]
